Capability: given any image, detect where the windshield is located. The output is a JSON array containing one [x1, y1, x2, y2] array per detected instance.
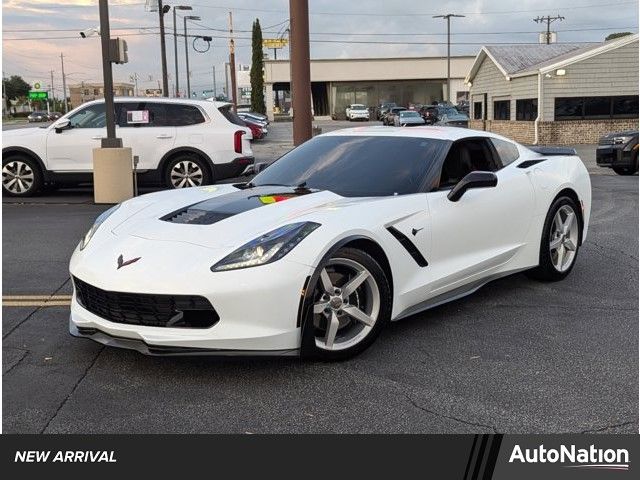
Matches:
[[251, 135, 449, 197], [439, 107, 459, 116], [351, 104, 367, 110]]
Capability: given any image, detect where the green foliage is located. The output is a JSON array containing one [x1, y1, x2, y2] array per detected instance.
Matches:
[[250, 19, 266, 114], [3, 75, 31, 100], [605, 32, 633, 41]]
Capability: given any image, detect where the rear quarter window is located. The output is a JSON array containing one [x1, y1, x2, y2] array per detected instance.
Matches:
[[491, 138, 520, 167], [218, 105, 246, 127]]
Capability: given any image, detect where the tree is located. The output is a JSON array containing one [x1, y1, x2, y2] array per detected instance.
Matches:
[[250, 19, 266, 114], [605, 32, 633, 41], [3, 75, 30, 100]]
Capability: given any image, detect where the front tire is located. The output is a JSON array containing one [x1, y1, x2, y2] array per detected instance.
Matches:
[[164, 154, 212, 189], [527, 196, 581, 281], [2, 156, 43, 197], [302, 248, 391, 360]]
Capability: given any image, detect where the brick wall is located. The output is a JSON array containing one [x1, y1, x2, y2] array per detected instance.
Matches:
[[469, 118, 639, 145]]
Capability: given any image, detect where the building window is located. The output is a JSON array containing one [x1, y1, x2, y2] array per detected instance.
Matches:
[[555, 96, 639, 120], [516, 99, 538, 121], [473, 101, 482, 120], [493, 100, 510, 120]]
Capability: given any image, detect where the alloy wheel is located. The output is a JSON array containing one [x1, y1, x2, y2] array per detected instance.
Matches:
[[549, 205, 579, 272], [170, 160, 204, 188], [2, 160, 35, 195], [313, 258, 380, 351]]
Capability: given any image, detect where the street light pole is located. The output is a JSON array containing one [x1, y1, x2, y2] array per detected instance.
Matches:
[[158, 0, 169, 97], [172, 5, 193, 97], [433, 13, 465, 104], [289, 0, 312, 145], [98, 0, 120, 147], [183, 15, 201, 99]]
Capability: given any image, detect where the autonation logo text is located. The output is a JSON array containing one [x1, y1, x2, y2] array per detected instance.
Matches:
[[509, 444, 630, 471]]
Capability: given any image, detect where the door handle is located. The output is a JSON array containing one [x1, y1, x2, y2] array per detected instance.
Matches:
[[156, 134, 173, 139]]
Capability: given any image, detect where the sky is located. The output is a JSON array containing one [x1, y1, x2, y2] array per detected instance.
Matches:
[[2, 0, 638, 98]]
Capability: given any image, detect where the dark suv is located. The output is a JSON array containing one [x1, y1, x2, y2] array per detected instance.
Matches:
[[596, 130, 638, 175]]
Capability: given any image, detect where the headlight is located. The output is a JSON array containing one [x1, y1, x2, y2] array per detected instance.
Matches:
[[613, 136, 633, 145], [79, 204, 120, 250], [211, 222, 320, 272]]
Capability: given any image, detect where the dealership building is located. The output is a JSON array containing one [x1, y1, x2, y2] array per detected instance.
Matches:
[[262, 55, 475, 120], [465, 34, 639, 144]]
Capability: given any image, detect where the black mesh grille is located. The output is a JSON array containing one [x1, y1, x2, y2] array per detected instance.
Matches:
[[73, 276, 219, 328]]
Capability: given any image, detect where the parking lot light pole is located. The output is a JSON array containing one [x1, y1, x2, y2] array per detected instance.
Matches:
[[99, 0, 119, 147], [289, 0, 312, 145], [158, 0, 170, 97], [183, 15, 201, 98], [172, 5, 192, 97], [433, 13, 465, 104]]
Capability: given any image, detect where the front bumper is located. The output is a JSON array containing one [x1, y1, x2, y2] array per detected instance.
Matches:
[[596, 145, 634, 168], [349, 113, 370, 120], [69, 249, 314, 355]]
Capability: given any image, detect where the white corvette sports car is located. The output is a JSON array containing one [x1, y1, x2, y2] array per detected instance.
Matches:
[[69, 127, 591, 359]]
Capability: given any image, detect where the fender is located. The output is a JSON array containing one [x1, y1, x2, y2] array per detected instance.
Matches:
[[157, 146, 215, 178], [2, 146, 50, 181]]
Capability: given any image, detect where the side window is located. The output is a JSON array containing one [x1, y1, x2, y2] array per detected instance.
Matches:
[[68, 104, 106, 128], [491, 138, 520, 167], [166, 104, 205, 126], [438, 139, 498, 189], [116, 102, 169, 127]]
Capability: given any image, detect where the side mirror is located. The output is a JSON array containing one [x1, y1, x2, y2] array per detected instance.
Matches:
[[447, 171, 498, 202], [255, 162, 269, 173], [54, 119, 71, 133]]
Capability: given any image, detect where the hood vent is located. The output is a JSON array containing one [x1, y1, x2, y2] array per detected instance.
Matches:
[[163, 208, 232, 225]]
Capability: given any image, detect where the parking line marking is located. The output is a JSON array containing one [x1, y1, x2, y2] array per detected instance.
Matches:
[[2, 295, 72, 307]]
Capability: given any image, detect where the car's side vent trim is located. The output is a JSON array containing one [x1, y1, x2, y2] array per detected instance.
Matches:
[[296, 275, 312, 328], [517, 159, 547, 169], [386, 226, 428, 267]]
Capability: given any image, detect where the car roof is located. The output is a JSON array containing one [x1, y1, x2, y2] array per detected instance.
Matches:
[[79, 97, 230, 108], [323, 126, 515, 143]]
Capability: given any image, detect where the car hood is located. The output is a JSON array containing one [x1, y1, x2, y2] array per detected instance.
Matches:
[[110, 185, 361, 249], [3, 126, 48, 138]]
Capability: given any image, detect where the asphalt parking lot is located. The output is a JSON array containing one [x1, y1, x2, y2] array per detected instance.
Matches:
[[2, 121, 638, 433]]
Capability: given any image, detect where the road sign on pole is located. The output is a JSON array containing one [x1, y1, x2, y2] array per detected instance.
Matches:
[[28, 91, 48, 100]]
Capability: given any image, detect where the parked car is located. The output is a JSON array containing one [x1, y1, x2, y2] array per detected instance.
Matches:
[[243, 118, 268, 140], [2, 98, 253, 197], [377, 102, 397, 120], [596, 130, 638, 175], [238, 111, 269, 125], [419, 105, 439, 125], [27, 111, 49, 123], [69, 127, 591, 359], [434, 105, 469, 128], [48, 111, 63, 121], [345, 104, 370, 121], [394, 110, 426, 127], [456, 100, 470, 115], [383, 107, 407, 126]]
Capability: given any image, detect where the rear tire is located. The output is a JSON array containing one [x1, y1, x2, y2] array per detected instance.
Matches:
[[527, 196, 581, 282], [164, 154, 212, 189], [301, 247, 391, 361], [2, 155, 43, 197]]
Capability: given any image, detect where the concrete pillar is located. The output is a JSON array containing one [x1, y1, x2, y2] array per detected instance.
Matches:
[[265, 85, 275, 121], [92, 147, 134, 204]]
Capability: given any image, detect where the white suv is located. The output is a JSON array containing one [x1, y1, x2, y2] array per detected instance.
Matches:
[[2, 98, 254, 197]]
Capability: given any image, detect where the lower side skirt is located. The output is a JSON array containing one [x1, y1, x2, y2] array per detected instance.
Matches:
[[69, 319, 300, 357]]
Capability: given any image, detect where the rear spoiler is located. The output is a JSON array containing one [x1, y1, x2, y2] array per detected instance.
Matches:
[[528, 146, 577, 156]]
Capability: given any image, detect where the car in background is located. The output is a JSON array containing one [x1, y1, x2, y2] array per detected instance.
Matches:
[[238, 111, 269, 125], [243, 118, 268, 140], [3, 98, 253, 197], [596, 130, 638, 175], [377, 102, 397, 120], [345, 104, 370, 121], [48, 112, 63, 121], [27, 111, 49, 123], [418, 105, 439, 125], [394, 110, 426, 127], [434, 105, 469, 128], [382, 106, 407, 126]]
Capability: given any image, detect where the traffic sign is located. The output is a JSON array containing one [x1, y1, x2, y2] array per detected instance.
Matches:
[[28, 91, 48, 100], [263, 38, 288, 49]]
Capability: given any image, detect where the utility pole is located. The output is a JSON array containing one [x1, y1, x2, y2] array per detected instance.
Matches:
[[130, 73, 139, 96], [534, 15, 564, 44], [157, 0, 169, 96], [229, 11, 238, 110], [224, 62, 230, 99], [213, 65, 217, 96], [289, 0, 312, 145], [50, 69, 55, 111], [433, 13, 465, 105], [171, 6, 192, 97], [60, 53, 68, 113]]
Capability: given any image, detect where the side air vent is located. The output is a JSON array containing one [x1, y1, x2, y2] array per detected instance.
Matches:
[[162, 208, 232, 225], [386, 226, 428, 267], [517, 159, 547, 169]]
